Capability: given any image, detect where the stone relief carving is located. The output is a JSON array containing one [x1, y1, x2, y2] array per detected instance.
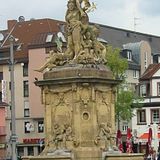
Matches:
[[96, 91, 111, 125], [94, 121, 117, 152], [78, 84, 92, 108], [52, 123, 64, 149], [94, 123, 110, 149], [51, 123, 79, 150], [52, 92, 72, 128], [43, 86, 73, 105]]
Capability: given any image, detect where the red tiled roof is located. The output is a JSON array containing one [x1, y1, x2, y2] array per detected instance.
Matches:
[[1, 18, 64, 60], [140, 64, 160, 80]]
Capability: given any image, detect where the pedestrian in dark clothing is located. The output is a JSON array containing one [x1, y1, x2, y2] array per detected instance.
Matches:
[[157, 153, 160, 160]]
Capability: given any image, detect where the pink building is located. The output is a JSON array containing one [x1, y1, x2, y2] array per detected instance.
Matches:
[[0, 104, 7, 159]]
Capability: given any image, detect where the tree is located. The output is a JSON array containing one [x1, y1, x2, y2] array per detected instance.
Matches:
[[106, 45, 128, 79], [106, 45, 143, 129], [115, 86, 143, 120], [115, 85, 143, 129]]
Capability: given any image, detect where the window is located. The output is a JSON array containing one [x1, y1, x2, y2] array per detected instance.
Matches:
[[140, 84, 147, 97], [38, 121, 44, 133], [46, 34, 53, 43], [127, 51, 132, 61], [137, 110, 146, 124], [125, 32, 130, 37], [10, 122, 12, 131], [23, 81, 29, 97], [133, 70, 138, 79], [38, 145, 45, 154], [157, 83, 160, 96], [0, 72, 3, 80], [27, 146, 34, 156], [24, 101, 30, 117], [9, 81, 11, 90], [17, 146, 24, 156], [24, 108, 30, 117], [23, 63, 28, 77], [151, 109, 160, 123], [122, 123, 128, 132], [24, 121, 30, 133]]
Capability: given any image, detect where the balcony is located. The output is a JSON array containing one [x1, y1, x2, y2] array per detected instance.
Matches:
[[0, 126, 6, 136]]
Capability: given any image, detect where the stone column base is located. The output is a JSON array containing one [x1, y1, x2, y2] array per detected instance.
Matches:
[[22, 156, 72, 160], [104, 153, 144, 160]]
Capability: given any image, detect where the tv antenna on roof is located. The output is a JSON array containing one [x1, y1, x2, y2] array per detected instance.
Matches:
[[134, 17, 140, 32]]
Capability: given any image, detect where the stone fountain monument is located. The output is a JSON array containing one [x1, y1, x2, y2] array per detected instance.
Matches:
[[23, 0, 144, 160]]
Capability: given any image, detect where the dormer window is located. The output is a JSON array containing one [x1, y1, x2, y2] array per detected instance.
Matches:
[[158, 56, 160, 63], [125, 32, 130, 38], [127, 51, 132, 61], [46, 34, 53, 43]]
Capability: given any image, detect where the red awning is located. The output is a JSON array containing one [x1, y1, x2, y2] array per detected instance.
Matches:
[[139, 133, 160, 139]]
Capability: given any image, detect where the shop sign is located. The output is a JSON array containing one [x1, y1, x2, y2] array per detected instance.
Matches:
[[23, 138, 44, 144]]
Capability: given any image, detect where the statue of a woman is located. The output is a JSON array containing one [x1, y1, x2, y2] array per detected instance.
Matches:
[[65, 0, 89, 59]]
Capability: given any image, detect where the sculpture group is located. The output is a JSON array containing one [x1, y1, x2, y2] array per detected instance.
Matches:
[[36, 0, 107, 72]]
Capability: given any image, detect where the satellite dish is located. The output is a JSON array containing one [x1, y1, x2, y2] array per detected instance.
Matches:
[[18, 16, 25, 22], [0, 33, 4, 41], [57, 32, 66, 42]]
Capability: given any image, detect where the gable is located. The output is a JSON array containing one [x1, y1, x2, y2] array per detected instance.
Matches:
[[153, 69, 160, 77]]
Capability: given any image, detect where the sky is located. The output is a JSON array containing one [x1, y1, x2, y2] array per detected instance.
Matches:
[[1, 0, 160, 36]]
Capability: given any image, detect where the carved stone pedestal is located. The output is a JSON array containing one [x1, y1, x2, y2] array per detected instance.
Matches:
[[31, 64, 140, 160], [34, 64, 120, 160]]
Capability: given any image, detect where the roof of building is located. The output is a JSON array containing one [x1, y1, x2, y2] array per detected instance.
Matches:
[[0, 18, 63, 62], [140, 63, 160, 80], [98, 23, 160, 53], [128, 61, 140, 70]]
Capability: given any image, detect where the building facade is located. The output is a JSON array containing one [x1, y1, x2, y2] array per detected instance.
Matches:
[[132, 64, 160, 153], [0, 18, 62, 158]]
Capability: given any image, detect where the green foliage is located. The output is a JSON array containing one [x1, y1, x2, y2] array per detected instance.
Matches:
[[106, 45, 128, 79], [105, 45, 143, 122], [115, 87, 143, 121]]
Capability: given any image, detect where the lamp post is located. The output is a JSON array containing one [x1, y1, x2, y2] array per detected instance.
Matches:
[[9, 35, 17, 160]]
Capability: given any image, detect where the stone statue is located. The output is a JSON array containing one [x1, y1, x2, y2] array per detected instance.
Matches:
[[35, 0, 108, 72], [95, 123, 110, 149], [53, 123, 63, 149], [35, 50, 67, 72], [62, 123, 73, 148], [65, 0, 87, 59], [90, 25, 107, 64]]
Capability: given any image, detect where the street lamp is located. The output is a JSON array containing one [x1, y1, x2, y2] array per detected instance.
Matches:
[[9, 35, 17, 160]]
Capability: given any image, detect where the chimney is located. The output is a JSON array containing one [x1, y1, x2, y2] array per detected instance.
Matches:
[[7, 20, 17, 31]]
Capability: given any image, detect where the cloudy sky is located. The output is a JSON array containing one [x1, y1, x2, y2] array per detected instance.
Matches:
[[1, 0, 160, 36]]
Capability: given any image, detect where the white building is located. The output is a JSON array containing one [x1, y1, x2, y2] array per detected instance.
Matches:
[[132, 63, 160, 152]]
